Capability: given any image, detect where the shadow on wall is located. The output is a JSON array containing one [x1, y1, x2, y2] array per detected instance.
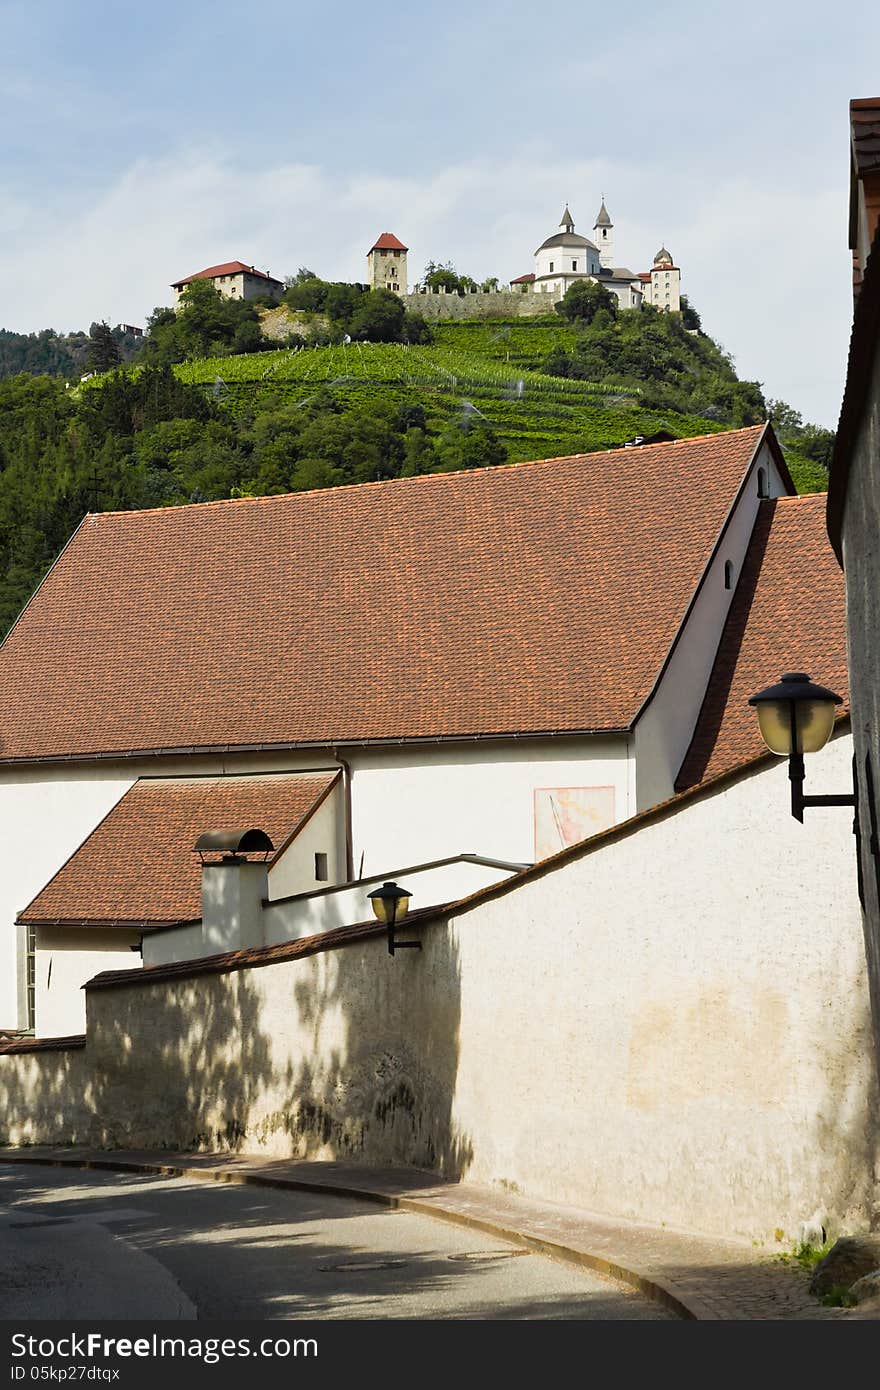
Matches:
[[0, 924, 473, 1181], [811, 986, 880, 1239]]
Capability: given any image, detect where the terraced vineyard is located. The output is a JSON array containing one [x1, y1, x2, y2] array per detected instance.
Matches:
[[174, 340, 722, 462]]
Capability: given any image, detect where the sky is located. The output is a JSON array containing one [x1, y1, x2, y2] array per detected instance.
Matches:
[[0, 0, 877, 427]]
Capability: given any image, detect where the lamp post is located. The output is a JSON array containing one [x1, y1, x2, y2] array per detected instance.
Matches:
[[368, 881, 421, 957], [748, 672, 852, 823]]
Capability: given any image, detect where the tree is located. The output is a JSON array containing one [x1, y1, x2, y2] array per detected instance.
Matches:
[[402, 311, 432, 344], [324, 282, 365, 326], [420, 261, 474, 295], [679, 295, 702, 332], [556, 279, 618, 324], [87, 322, 121, 373], [285, 267, 318, 287], [283, 277, 330, 312], [349, 289, 405, 343], [435, 415, 506, 472]]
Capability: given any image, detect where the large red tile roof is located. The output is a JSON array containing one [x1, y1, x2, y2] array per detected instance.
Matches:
[[171, 261, 282, 288], [0, 425, 773, 762], [17, 772, 337, 928], [676, 495, 847, 790], [369, 233, 408, 252]]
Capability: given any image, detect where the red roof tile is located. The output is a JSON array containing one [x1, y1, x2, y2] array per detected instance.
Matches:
[[17, 772, 338, 928], [369, 233, 408, 252], [0, 426, 774, 761], [171, 262, 282, 289], [676, 495, 847, 790]]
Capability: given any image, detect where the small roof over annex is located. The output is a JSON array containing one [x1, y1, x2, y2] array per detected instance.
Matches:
[[16, 772, 339, 931], [676, 494, 847, 790], [0, 424, 790, 763]]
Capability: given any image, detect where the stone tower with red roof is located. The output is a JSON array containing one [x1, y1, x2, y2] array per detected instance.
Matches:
[[366, 232, 408, 296]]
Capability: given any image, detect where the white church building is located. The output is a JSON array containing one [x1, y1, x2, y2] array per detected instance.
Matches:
[[512, 202, 682, 311]]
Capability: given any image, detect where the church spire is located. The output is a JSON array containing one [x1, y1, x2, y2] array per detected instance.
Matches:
[[594, 197, 612, 228], [559, 204, 574, 231], [593, 198, 614, 269]]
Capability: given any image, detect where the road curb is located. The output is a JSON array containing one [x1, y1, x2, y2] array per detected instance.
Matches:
[[0, 1151, 715, 1320]]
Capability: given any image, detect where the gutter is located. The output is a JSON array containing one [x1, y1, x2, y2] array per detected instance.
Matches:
[[331, 748, 354, 879]]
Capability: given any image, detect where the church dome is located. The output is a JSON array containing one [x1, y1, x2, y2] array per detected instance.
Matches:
[[535, 230, 597, 253], [653, 246, 673, 266]]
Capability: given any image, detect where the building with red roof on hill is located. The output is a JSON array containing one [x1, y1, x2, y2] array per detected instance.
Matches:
[[366, 232, 408, 296], [170, 260, 284, 305]]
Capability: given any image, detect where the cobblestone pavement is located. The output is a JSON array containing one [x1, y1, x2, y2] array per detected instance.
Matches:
[[0, 1147, 864, 1321]]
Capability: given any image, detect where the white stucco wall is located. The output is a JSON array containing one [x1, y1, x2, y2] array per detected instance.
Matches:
[[0, 767, 136, 1028], [35, 927, 140, 1036], [144, 855, 522, 966], [265, 784, 344, 899], [634, 439, 789, 810], [261, 856, 523, 947], [347, 736, 630, 881], [2, 730, 871, 1242]]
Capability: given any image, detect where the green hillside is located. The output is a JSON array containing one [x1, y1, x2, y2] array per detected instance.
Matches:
[[0, 297, 831, 637], [171, 337, 726, 464]]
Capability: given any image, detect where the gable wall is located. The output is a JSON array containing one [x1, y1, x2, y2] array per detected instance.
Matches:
[[634, 439, 788, 810]]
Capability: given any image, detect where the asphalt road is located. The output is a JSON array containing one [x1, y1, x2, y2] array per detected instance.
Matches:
[[0, 1163, 677, 1320]]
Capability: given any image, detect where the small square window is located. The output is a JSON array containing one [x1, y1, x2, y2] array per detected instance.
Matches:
[[315, 852, 329, 881]]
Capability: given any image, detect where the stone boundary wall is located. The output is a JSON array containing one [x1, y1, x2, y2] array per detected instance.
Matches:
[[405, 289, 557, 321], [1, 734, 876, 1243]]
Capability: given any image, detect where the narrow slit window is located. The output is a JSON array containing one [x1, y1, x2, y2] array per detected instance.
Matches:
[[315, 852, 329, 882], [757, 466, 768, 498], [724, 560, 734, 590]]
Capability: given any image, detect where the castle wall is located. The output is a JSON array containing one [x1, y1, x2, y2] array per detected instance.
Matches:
[[406, 289, 558, 321]]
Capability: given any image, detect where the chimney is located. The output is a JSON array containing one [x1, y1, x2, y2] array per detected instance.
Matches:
[[193, 829, 273, 954]]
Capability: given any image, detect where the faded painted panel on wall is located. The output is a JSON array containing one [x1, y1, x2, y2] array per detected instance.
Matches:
[[533, 786, 615, 859]]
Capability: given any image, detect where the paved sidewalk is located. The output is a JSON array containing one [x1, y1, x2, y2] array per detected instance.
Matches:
[[0, 1147, 854, 1321]]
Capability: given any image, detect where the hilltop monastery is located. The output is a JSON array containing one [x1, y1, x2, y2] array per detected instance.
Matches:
[[367, 202, 682, 312]]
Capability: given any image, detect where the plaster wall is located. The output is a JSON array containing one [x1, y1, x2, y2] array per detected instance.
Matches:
[[0, 767, 136, 1027], [261, 856, 522, 946], [265, 784, 344, 900], [346, 736, 630, 880], [634, 440, 789, 809], [1, 732, 872, 1242], [35, 928, 140, 1037], [840, 335, 880, 1068]]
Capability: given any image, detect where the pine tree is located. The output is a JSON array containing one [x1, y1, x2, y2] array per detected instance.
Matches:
[[87, 321, 121, 373]]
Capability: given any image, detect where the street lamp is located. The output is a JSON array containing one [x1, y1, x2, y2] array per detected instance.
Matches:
[[748, 672, 852, 823], [368, 881, 421, 957]]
